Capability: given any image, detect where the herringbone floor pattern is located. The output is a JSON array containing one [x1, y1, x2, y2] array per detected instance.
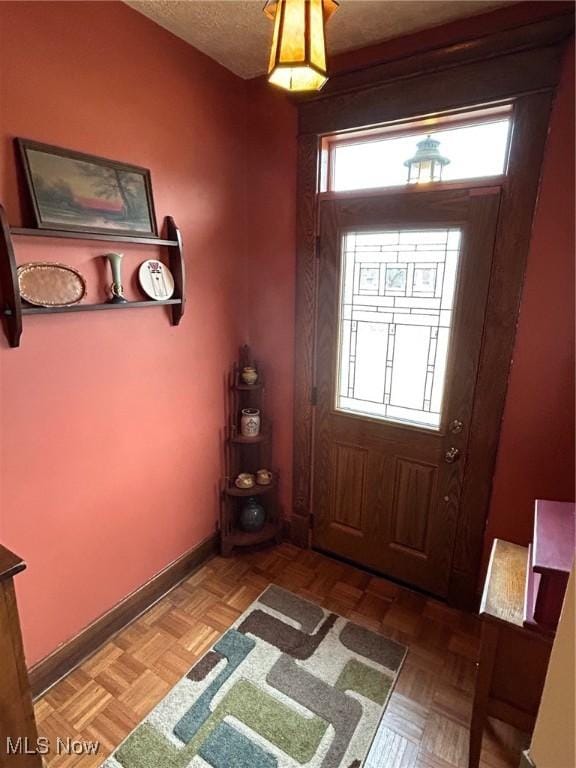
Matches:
[[34, 544, 527, 768]]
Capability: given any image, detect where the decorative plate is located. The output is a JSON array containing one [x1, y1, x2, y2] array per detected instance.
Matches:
[[17, 262, 86, 307], [138, 260, 175, 300]]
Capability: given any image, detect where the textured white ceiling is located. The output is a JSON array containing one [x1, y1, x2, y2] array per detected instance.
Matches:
[[126, 0, 515, 79]]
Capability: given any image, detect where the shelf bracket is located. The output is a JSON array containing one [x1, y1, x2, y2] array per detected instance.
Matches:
[[166, 217, 185, 326], [0, 204, 22, 348]]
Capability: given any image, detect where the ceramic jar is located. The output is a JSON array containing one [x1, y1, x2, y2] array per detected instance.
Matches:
[[241, 366, 258, 386], [239, 497, 266, 532], [240, 408, 261, 438], [256, 469, 273, 486], [234, 473, 255, 489]]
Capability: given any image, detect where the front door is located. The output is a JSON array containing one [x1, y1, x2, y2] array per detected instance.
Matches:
[[312, 187, 500, 596]]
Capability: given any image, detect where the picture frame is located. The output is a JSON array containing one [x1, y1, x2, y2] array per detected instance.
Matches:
[[16, 138, 158, 237]]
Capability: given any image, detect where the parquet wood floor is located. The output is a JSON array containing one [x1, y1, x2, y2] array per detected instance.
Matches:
[[34, 544, 528, 768]]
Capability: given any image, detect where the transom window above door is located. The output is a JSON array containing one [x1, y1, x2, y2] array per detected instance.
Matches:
[[337, 228, 461, 429], [324, 105, 512, 192]]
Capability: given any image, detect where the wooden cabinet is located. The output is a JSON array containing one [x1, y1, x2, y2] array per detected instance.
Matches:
[[469, 540, 553, 768], [0, 545, 42, 768], [525, 500, 575, 633]]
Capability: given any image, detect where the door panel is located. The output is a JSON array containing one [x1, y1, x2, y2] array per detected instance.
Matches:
[[312, 188, 500, 596], [330, 442, 368, 534], [391, 457, 436, 554]]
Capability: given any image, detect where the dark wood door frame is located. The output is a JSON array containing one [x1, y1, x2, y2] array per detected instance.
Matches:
[[290, 14, 574, 609]]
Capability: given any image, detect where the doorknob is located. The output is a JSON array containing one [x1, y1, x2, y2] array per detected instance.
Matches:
[[444, 447, 460, 463], [449, 419, 464, 434]]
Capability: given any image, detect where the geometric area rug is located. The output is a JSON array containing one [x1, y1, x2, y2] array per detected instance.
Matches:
[[101, 585, 407, 768]]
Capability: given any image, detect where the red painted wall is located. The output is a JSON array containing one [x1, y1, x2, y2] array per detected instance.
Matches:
[[244, 78, 297, 516], [0, 1, 249, 665]]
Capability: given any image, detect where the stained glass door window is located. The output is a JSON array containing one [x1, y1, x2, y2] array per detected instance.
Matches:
[[336, 229, 461, 429]]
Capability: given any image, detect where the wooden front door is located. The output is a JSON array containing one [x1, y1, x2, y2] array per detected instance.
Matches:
[[312, 187, 500, 596]]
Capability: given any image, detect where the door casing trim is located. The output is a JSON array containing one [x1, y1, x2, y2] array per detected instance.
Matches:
[[290, 14, 573, 608]]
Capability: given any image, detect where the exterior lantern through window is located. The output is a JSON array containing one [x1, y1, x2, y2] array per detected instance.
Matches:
[[264, 0, 338, 92], [404, 135, 450, 183]]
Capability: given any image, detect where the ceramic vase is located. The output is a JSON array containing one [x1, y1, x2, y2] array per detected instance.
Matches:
[[104, 252, 127, 304], [239, 497, 266, 532], [241, 366, 258, 386], [240, 408, 261, 438]]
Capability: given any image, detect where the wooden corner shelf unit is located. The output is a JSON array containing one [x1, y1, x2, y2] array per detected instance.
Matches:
[[220, 346, 282, 556], [0, 203, 185, 348]]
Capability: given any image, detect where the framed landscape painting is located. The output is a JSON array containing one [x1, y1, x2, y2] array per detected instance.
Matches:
[[16, 139, 158, 237]]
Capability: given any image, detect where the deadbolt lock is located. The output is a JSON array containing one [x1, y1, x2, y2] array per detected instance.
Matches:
[[449, 419, 464, 434], [444, 447, 460, 464]]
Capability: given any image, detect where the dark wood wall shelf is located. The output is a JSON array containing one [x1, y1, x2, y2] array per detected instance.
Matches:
[[0, 203, 185, 348], [220, 346, 282, 556], [5, 299, 182, 317], [9, 227, 179, 247]]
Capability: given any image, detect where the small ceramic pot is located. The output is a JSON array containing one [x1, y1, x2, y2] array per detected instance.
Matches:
[[235, 473, 255, 489], [256, 469, 273, 486], [240, 408, 261, 438], [241, 366, 258, 386], [239, 497, 266, 532]]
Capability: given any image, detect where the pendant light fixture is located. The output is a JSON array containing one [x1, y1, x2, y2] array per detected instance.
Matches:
[[264, 0, 338, 92]]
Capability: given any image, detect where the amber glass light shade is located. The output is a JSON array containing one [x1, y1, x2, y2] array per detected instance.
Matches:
[[265, 0, 337, 92]]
